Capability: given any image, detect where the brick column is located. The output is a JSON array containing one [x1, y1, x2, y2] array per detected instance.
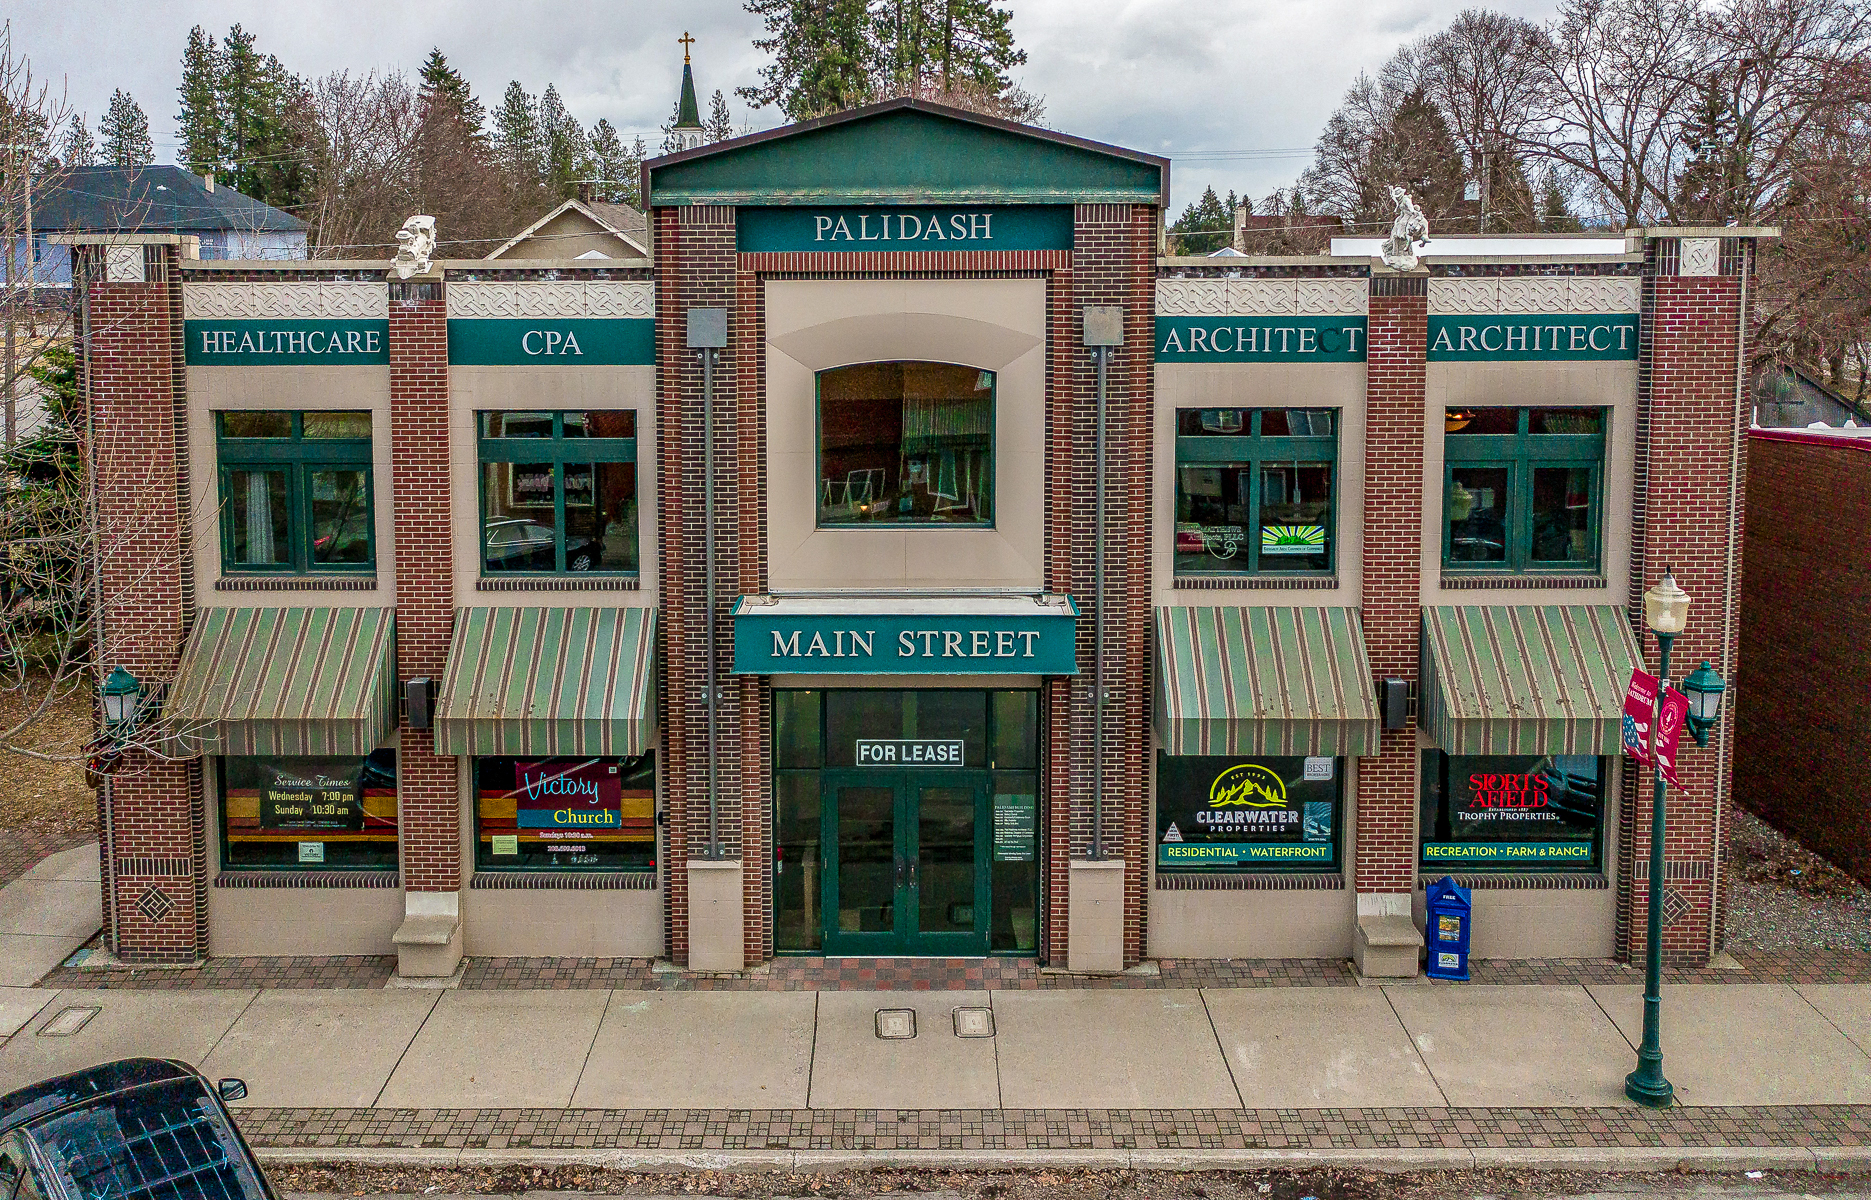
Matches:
[[387, 280, 458, 916], [1618, 234, 1756, 967], [1044, 204, 1156, 967], [655, 206, 750, 966], [87, 243, 202, 962], [1355, 271, 1428, 937]]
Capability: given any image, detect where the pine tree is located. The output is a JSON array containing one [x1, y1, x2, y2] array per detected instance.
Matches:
[[100, 90, 153, 166], [538, 85, 588, 197], [739, 0, 877, 121], [878, 0, 1026, 99], [58, 116, 96, 169], [492, 81, 540, 186], [418, 48, 484, 132], [659, 99, 686, 156], [587, 118, 626, 201], [706, 90, 735, 143], [1538, 168, 1581, 232], [176, 25, 223, 173], [1168, 185, 1233, 255]]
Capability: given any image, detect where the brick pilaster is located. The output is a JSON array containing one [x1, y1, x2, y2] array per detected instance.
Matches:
[[388, 281, 457, 894], [656, 206, 749, 964], [1356, 273, 1428, 898], [87, 245, 201, 961], [1618, 236, 1754, 967]]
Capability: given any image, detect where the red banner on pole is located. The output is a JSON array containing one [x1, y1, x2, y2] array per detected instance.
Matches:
[[1621, 668, 1689, 789]]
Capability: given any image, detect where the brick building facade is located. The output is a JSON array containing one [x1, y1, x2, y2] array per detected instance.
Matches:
[[64, 102, 1764, 974]]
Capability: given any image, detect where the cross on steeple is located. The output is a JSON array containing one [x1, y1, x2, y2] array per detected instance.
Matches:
[[679, 31, 695, 64]]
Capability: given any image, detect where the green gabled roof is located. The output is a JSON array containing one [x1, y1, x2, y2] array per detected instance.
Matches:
[[645, 98, 1168, 208]]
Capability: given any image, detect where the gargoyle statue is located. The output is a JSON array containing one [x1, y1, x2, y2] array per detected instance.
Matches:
[[1382, 186, 1430, 270], [392, 215, 437, 280]]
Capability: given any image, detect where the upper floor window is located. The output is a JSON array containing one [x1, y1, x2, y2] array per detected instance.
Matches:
[[817, 362, 994, 527], [1443, 408, 1605, 573], [1174, 408, 1336, 574], [478, 411, 637, 574], [216, 411, 373, 574]]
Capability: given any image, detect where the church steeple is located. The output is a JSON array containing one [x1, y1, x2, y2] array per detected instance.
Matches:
[[674, 32, 705, 151]]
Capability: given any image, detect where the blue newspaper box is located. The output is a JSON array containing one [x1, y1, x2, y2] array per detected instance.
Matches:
[[1424, 875, 1472, 981]]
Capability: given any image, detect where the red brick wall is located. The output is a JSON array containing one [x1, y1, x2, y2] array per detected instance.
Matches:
[[1736, 432, 1871, 884], [1618, 239, 1751, 966], [1355, 275, 1428, 897], [388, 284, 457, 894], [88, 248, 202, 961]]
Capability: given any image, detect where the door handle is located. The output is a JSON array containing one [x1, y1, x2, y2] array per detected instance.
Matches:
[[895, 857, 905, 888], [908, 860, 918, 891]]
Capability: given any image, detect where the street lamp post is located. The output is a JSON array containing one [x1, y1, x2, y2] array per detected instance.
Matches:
[[1624, 568, 1708, 1109]]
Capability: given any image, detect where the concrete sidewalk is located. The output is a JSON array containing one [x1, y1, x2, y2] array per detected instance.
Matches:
[[0, 978, 1865, 1111]]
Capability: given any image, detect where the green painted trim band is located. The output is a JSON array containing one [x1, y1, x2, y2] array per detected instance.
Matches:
[[1155, 317, 1367, 363], [737, 205, 1074, 253], [654, 186, 1162, 207], [732, 610, 1079, 676], [1422, 841, 1597, 862], [1427, 315, 1638, 361], [1158, 843, 1334, 864], [447, 319, 654, 366], [185, 320, 389, 365]]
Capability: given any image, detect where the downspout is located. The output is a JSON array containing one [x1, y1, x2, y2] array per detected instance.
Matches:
[[688, 308, 728, 859], [1081, 307, 1125, 859], [1713, 240, 1748, 958], [78, 258, 116, 953]]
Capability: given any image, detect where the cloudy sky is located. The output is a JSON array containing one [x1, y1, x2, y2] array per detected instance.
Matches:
[[14, 0, 1558, 214]]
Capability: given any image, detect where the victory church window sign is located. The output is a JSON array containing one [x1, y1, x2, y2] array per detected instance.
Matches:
[[1443, 408, 1605, 574], [474, 754, 656, 871], [1156, 754, 1343, 872], [1419, 752, 1605, 871], [218, 752, 398, 869], [216, 411, 374, 574], [478, 411, 638, 575], [1175, 408, 1336, 576]]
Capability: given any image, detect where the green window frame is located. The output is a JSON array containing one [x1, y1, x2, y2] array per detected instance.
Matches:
[[217, 751, 399, 871], [1155, 753, 1345, 873], [1442, 408, 1606, 574], [1419, 750, 1605, 874], [477, 411, 638, 575], [1173, 408, 1337, 575], [215, 411, 375, 574]]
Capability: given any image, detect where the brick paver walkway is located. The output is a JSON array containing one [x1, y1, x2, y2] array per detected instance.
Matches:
[[0, 827, 94, 892], [233, 1103, 1871, 1151], [37, 946, 1871, 991]]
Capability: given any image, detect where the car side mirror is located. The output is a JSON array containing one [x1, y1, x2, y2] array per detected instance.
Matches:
[[216, 1078, 247, 1103]]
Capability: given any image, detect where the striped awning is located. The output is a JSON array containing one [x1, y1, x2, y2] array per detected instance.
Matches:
[[1420, 605, 1642, 755], [436, 607, 657, 756], [166, 607, 397, 757], [1154, 606, 1380, 757]]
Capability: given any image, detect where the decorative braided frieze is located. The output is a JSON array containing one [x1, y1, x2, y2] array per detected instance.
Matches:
[[1156, 278, 1366, 317], [1428, 276, 1641, 315], [446, 280, 655, 318], [182, 282, 388, 319]]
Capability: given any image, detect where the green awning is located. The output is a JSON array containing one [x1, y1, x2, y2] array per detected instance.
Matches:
[[1420, 605, 1642, 755], [166, 607, 397, 757], [436, 607, 657, 756], [1155, 606, 1380, 757]]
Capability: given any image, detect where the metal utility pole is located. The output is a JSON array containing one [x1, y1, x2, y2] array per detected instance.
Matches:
[[688, 307, 728, 859], [1082, 306, 1123, 859]]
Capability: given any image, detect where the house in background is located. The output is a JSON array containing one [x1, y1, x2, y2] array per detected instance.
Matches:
[[487, 194, 650, 261], [1752, 362, 1868, 429], [20, 165, 306, 288]]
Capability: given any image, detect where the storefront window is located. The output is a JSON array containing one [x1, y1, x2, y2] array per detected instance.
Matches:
[[218, 752, 397, 869], [1155, 753, 1343, 871], [1174, 408, 1335, 575], [1443, 407, 1604, 573], [478, 411, 637, 574], [474, 754, 655, 871], [772, 689, 1038, 954], [216, 411, 374, 573], [816, 362, 994, 526], [1419, 751, 1605, 872]]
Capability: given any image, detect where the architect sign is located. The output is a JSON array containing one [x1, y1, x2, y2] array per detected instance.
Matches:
[[185, 319, 389, 365], [1426, 314, 1638, 361], [730, 601, 1079, 675], [1155, 317, 1367, 363], [737, 205, 1074, 253]]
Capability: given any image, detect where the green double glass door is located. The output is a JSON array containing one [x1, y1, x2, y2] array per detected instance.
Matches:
[[823, 770, 991, 955]]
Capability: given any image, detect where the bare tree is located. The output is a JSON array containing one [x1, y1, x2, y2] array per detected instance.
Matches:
[[1414, 10, 1552, 231]]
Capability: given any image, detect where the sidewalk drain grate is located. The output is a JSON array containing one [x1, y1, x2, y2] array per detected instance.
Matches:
[[953, 1006, 995, 1038], [38, 1006, 100, 1038], [874, 1008, 916, 1039]]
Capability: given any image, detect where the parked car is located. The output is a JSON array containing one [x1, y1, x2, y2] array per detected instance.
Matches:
[[0, 1058, 271, 1198], [482, 519, 602, 571]]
